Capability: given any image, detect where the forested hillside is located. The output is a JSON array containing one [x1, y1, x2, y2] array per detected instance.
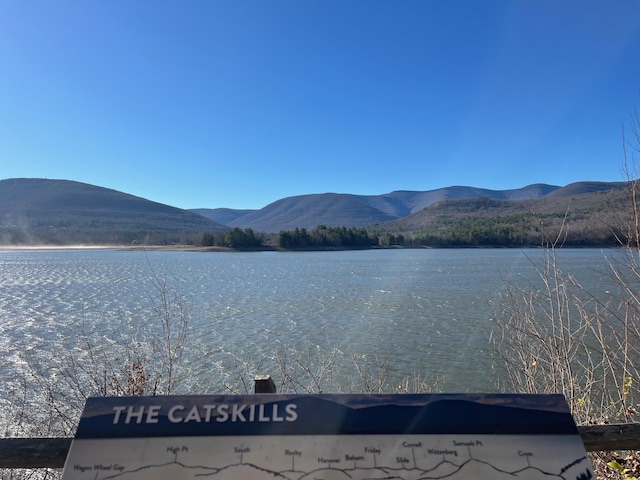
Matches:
[[271, 183, 631, 248], [0, 178, 228, 245], [371, 183, 630, 247]]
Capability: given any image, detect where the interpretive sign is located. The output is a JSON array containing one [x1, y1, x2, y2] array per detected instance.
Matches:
[[62, 393, 593, 480]]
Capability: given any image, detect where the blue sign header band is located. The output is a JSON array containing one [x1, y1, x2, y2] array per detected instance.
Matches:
[[74, 393, 579, 439]]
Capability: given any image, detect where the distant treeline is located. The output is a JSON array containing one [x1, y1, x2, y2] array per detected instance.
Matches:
[[0, 226, 204, 246], [200, 226, 404, 249], [1, 221, 622, 249], [271, 224, 530, 249], [201, 228, 263, 248], [269, 222, 621, 249], [197, 221, 623, 250], [407, 215, 622, 248], [201, 226, 399, 249], [277, 226, 381, 248]]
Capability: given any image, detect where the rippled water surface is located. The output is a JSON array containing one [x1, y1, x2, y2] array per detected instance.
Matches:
[[0, 248, 620, 392]]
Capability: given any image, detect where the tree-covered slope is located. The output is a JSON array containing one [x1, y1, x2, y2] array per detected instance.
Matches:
[[373, 183, 631, 247], [0, 178, 228, 245]]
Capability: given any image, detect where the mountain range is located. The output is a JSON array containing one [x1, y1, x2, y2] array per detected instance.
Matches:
[[0, 178, 631, 245], [192, 182, 626, 233]]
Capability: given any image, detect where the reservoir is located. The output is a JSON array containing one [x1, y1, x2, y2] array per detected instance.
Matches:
[[0, 248, 620, 394]]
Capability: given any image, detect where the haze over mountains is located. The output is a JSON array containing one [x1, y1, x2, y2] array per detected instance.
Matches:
[[0, 178, 630, 245]]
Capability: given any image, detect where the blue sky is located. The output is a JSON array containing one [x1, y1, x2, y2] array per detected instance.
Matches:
[[2, 1, 640, 210]]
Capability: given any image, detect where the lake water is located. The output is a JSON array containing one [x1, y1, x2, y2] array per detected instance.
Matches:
[[0, 248, 621, 395]]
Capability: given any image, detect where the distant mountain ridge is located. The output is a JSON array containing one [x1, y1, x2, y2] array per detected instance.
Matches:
[[0, 178, 629, 245], [0, 178, 228, 244], [193, 182, 622, 232]]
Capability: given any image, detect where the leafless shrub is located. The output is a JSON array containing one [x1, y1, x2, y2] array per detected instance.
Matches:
[[219, 353, 264, 394], [218, 344, 446, 395], [350, 349, 445, 394], [0, 263, 193, 479], [492, 246, 640, 424], [492, 109, 640, 479], [274, 344, 340, 393]]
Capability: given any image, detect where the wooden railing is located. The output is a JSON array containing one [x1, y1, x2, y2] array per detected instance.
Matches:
[[2, 377, 639, 470]]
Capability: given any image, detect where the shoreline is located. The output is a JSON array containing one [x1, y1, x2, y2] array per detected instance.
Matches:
[[0, 243, 620, 252]]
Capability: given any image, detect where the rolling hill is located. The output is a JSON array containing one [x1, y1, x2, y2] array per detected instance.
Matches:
[[0, 178, 228, 245]]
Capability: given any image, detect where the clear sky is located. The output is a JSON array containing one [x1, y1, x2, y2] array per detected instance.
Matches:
[[2, 1, 640, 210]]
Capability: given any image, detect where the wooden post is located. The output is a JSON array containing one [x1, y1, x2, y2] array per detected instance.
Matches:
[[254, 375, 277, 393]]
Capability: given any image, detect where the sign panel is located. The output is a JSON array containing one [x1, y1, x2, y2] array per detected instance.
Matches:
[[62, 393, 594, 480]]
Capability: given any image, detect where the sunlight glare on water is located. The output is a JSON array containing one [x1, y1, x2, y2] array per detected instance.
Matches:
[[0, 248, 620, 393]]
